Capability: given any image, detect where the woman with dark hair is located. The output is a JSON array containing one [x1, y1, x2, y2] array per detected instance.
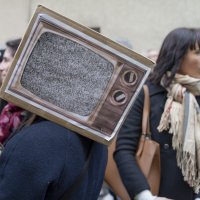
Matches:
[[114, 27, 200, 200]]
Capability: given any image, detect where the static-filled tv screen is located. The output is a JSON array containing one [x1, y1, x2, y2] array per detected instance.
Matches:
[[0, 5, 153, 144], [21, 31, 114, 116]]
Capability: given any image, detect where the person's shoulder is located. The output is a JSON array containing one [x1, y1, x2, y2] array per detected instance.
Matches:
[[1, 121, 72, 173], [146, 81, 166, 96], [5, 120, 70, 153], [136, 81, 166, 102], [23, 120, 67, 139], [18, 120, 103, 150], [30, 120, 66, 133], [11, 119, 106, 155]]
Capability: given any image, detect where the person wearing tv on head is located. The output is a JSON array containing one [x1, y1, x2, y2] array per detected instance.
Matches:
[[0, 40, 108, 200], [114, 27, 200, 200]]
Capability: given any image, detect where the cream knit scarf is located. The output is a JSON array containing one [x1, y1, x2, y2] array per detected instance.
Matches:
[[157, 73, 200, 193]]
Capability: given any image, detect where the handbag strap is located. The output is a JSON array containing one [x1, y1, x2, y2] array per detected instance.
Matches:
[[142, 85, 151, 136]]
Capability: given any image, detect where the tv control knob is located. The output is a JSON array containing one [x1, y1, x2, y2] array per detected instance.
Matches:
[[122, 70, 138, 86], [111, 90, 127, 105]]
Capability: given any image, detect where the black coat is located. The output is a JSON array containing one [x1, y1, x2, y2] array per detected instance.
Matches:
[[114, 81, 200, 200], [0, 120, 107, 200]]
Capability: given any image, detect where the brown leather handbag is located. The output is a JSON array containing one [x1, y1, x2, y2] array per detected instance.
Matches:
[[136, 85, 160, 195]]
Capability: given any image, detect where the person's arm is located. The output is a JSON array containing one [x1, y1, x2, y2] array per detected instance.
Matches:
[[114, 88, 150, 199], [0, 125, 64, 200]]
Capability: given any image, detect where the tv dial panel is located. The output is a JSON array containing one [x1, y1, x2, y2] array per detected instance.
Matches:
[[92, 64, 144, 135]]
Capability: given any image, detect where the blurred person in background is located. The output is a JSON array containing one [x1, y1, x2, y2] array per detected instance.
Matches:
[[0, 38, 34, 144], [116, 38, 133, 50], [114, 27, 200, 200], [146, 49, 158, 63], [0, 39, 21, 83]]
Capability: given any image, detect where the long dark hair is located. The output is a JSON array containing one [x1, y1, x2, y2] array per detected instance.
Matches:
[[150, 27, 200, 87], [6, 38, 21, 57]]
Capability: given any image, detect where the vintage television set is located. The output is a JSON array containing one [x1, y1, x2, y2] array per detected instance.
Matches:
[[0, 6, 153, 145]]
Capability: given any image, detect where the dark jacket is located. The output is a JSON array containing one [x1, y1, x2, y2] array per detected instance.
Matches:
[[0, 120, 107, 200], [114, 81, 200, 200]]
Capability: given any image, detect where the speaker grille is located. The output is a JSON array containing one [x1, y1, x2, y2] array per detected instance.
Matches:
[[21, 32, 114, 116]]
